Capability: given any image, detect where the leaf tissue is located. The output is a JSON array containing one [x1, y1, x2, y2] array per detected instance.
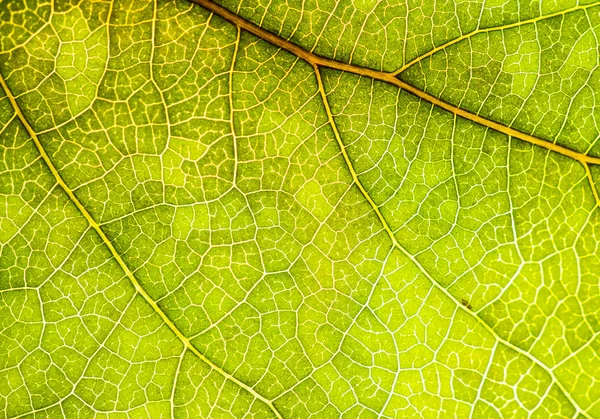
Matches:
[[1, 0, 600, 417]]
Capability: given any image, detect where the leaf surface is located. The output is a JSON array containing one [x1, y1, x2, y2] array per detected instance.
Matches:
[[1, 0, 600, 418]]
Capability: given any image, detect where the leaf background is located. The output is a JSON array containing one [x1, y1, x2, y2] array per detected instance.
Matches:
[[1, 0, 600, 418]]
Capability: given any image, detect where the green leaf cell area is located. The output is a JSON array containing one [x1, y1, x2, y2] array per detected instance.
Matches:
[[1, 0, 600, 418]]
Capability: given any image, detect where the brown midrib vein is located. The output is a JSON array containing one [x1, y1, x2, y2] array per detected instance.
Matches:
[[189, 0, 600, 168], [0, 72, 283, 419]]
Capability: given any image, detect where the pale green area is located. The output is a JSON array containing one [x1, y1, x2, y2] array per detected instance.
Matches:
[[1, 0, 600, 418]]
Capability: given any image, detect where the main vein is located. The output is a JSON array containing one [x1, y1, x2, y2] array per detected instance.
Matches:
[[188, 0, 600, 169], [0, 71, 283, 419], [313, 65, 590, 418]]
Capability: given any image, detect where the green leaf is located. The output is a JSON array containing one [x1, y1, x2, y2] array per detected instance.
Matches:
[[1, 0, 600, 418]]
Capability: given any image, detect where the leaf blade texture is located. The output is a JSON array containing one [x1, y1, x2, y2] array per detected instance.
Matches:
[[1, 0, 600, 418]]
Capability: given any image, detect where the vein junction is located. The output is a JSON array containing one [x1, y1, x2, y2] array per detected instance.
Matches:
[[190, 0, 600, 207]]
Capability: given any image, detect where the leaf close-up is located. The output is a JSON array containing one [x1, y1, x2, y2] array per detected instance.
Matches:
[[2, 0, 600, 417]]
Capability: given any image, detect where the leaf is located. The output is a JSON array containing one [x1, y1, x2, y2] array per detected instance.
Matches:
[[1, 0, 600, 418]]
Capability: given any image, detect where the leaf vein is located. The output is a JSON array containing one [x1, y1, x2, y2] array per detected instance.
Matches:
[[0, 70, 283, 419]]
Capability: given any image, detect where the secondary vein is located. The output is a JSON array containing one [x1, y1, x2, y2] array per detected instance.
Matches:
[[313, 65, 591, 418], [0, 70, 283, 419], [392, 2, 600, 76]]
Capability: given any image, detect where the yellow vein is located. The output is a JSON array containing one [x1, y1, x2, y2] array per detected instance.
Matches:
[[584, 162, 600, 207], [230, 27, 241, 184], [0, 71, 283, 419], [392, 2, 600, 75], [313, 65, 591, 419], [313, 65, 399, 249], [188, 0, 600, 168]]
